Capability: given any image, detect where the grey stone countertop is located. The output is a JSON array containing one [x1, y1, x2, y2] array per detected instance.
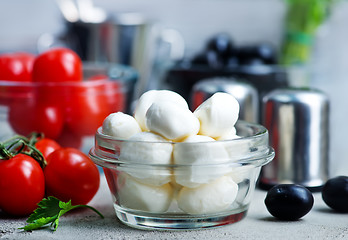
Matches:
[[1, 174, 347, 240]]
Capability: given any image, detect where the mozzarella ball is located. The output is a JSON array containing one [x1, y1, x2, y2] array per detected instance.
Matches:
[[134, 90, 189, 131], [145, 101, 200, 141], [177, 176, 239, 214], [102, 112, 141, 139], [194, 92, 239, 138], [215, 127, 239, 141], [117, 172, 173, 213], [119, 132, 173, 186], [222, 138, 254, 161], [173, 135, 230, 188]]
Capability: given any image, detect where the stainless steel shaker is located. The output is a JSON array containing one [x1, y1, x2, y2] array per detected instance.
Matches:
[[190, 77, 259, 123], [259, 88, 330, 191]]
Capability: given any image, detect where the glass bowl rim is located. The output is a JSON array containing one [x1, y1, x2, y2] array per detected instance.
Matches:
[[0, 62, 138, 87], [89, 120, 275, 168], [96, 120, 267, 143]]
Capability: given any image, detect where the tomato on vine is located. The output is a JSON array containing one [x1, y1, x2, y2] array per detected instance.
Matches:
[[27, 133, 61, 160], [0, 137, 46, 216], [44, 148, 100, 205]]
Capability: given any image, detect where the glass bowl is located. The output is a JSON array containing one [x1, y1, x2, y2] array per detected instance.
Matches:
[[0, 63, 137, 153], [89, 120, 274, 230]]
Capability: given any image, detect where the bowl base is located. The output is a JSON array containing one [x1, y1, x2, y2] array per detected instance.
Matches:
[[115, 206, 248, 230]]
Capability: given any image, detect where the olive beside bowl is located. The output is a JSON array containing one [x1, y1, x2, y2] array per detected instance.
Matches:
[[264, 176, 348, 221]]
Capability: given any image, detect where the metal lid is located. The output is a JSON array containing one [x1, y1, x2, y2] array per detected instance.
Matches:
[[260, 88, 330, 190]]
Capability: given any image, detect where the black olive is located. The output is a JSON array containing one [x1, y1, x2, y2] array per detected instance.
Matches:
[[226, 56, 239, 68], [205, 33, 237, 66], [265, 184, 314, 220], [191, 50, 225, 69], [236, 46, 257, 65], [205, 50, 224, 69], [191, 52, 209, 66], [206, 33, 234, 58], [322, 176, 348, 213], [254, 43, 278, 64], [237, 43, 277, 65]]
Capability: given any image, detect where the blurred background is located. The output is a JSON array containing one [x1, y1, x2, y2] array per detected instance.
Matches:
[[1, 0, 348, 178], [0, 0, 287, 55]]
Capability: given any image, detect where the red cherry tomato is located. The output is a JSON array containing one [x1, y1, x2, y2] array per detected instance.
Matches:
[[55, 126, 83, 149], [0, 52, 35, 82], [63, 80, 124, 136], [9, 98, 64, 139], [35, 138, 61, 160], [0, 154, 45, 216], [32, 48, 82, 82], [44, 148, 100, 205], [103, 80, 125, 114]]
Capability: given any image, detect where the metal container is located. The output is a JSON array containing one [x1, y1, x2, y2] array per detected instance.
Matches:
[[38, 12, 185, 99], [259, 88, 330, 191], [190, 77, 259, 123]]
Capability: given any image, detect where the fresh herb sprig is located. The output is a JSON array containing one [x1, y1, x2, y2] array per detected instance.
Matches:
[[19, 196, 104, 231]]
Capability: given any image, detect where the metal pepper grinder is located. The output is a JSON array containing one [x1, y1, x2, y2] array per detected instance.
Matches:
[[259, 88, 330, 191]]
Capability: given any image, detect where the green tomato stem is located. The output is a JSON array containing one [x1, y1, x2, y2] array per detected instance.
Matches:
[[0, 136, 47, 168], [0, 135, 29, 159], [22, 142, 47, 169], [0, 144, 13, 159], [27, 132, 45, 146]]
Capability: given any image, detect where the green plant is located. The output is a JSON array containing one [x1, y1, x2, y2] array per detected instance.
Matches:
[[281, 0, 333, 65]]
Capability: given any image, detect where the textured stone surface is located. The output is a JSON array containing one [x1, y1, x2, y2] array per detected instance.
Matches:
[[1, 174, 347, 240]]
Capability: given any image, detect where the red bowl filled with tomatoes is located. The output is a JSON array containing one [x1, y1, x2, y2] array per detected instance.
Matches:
[[0, 48, 137, 153]]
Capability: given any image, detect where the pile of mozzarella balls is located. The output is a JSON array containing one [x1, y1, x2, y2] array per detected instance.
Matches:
[[102, 90, 247, 215]]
